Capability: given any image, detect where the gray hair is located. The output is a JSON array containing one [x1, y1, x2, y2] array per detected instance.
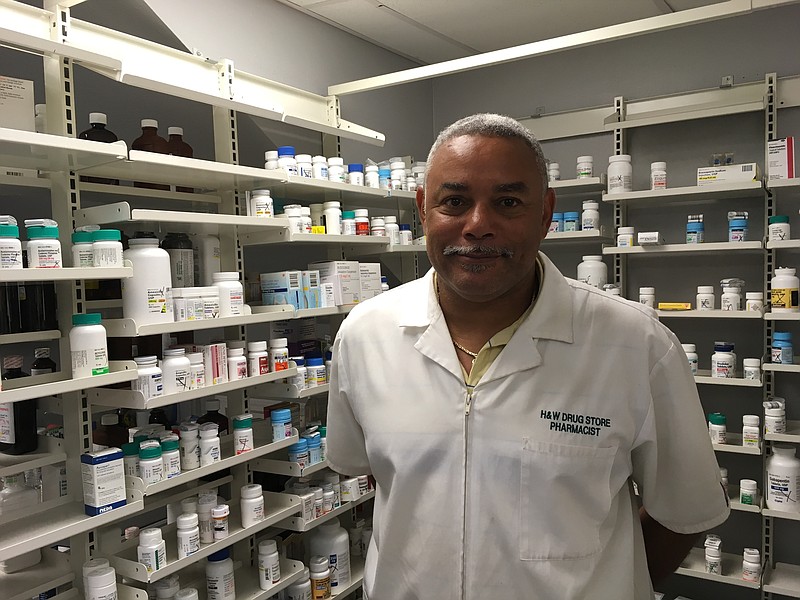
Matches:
[[425, 113, 548, 194]]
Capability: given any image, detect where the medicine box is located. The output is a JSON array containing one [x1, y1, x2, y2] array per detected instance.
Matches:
[[310, 261, 361, 305], [0, 75, 36, 178], [359, 263, 383, 300], [261, 270, 303, 309], [81, 448, 127, 516], [697, 163, 760, 186], [301, 270, 321, 309], [768, 137, 795, 181], [203, 342, 228, 385], [637, 231, 663, 245]]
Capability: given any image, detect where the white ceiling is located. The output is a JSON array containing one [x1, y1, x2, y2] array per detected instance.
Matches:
[[277, 0, 727, 64]]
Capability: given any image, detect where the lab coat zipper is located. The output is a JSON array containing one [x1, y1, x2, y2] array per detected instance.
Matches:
[[461, 387, 474, 600]]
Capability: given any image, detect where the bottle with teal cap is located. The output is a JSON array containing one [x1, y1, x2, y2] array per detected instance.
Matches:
[[69, 313, 108, 378], [0, 216, 22, 270], [71, 230, 94, 268], [25, 219, 62, 268], [233, 413, 254, 455]]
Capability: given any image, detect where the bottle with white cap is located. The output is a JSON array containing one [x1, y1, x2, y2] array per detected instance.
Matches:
[[176, 512, 200, 559], [154, 574, 180, 599], [137, 527, 166, 573], [309, 555, 331, 599], [175, 589, 199, 600], [82, 557, 111, 593], [241, 483, 265, 528], [199, 423, 221, 467], [86, 566, 118, 600], [286, 567, 313, 600], [258, 539, 281, 589], [742, 548, 761, 583], [310, 517, 351, 593]]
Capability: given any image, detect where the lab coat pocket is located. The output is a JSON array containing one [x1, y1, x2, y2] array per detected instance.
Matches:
[[520, 438, 617, 561]]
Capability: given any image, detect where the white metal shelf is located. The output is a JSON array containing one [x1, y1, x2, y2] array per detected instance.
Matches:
[[0, 435, 66, 477], [0, 329, 60, 345], [109, 492, 299, 584], [253, 382, 330, 400], [276, 490, 375, 533], [128, 430, 300, 497], [657, 310, 762, 319], [251, 305, 354, 319], [602, 180, 764, 204], [253, 457, 330, 478], [0, 263, 133, 282], [542, 229, 612, 244], [713, 433, 762, 455], [334, 556, 365, 597], [765, 420, 800, 443], [0, 173, 51, 189], [765, 312, 800, 321], [0, 488, 144, 562], [75, 201, 291, 231], [277, 174, 416, 205], [79, 181, 222, 204], [763, 508, 800, 521], [550, 176, 606, 195], [694, 371, 762, 387], [767, 178, 800, 192], [728, 486, 761, 514], [603, 241, 763, 256], [240, 229, 391, 247], [765, 562, 800, 598], [767, 239, 800, 250], [89, 368, 299, 409], [2, 547, 73, 600], [0, 360, 137, 404], [676, 547, 760, 589], [0, 127, 127, 173], [761, 362, 800, 373], [193, 558, 305, 600], [343, 243, 427, 258], [101, 305, 294, 337]]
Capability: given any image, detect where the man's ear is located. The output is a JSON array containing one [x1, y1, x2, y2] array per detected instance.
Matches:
[[416, 186, 426, 227]]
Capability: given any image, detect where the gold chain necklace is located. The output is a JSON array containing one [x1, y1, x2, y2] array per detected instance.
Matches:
[[435, 274, 480, 362]]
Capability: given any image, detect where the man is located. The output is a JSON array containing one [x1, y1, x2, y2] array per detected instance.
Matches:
[[327, 113, 729, 599]]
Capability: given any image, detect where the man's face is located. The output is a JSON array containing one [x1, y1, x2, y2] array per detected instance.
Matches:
[[417, 134, 555, 304]]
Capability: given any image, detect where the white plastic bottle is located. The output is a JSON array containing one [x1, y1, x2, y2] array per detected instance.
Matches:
[[384, 215, 400, 244], [696, 286, 716, 310], [137, 528, 167, 573], [705, 546, 721, 575], [639, 287, 656, 308], [323, 201, 342, 235], [206, 549, 235, 600], [188, 352, 205, 389], [227, 348, 247, 380], [162, 348, 191, 394], [92, 229, 124, 268], [650, 161, 667, 190], [581, 201, 600, 231], [766, 444, 800, 512], [177, 512, 200, 559], [576, 255, 607, 289], [198, 493, 217, 544], [71, 230, 94, 268], [193, 234, 221, 286], [212, 272, 244, 317], [249, 189, 274, 218], [682, 344, 698, 375], [139, 440, 164, 485], [286, 568, 313, 600], [153, 575, 179, 600], [607, 155, 633, 194], [742, 415, 760, 447], [721, 286, 741, 311], [309, 555, 332, 600], [258, 539, 281, 589], [247, 341, 269, 376], [241, 483, 265, 528], [161, 436, 181, 479], [199, 423, 221, 467], [132, 355, 163, 400], [269, 338, 289, 371], [122, 238, 174, 325], [771, 267, 800, 313], [179, 422, 201, 471], [233, 413, 254, 455], [742, 548, 761, 583], [576, 155, 593, 178], [70, 313, 109, 377], [0, 219, 22, 270], [86, 566, 118, 600], [82, 558, 111, 595], [174, 588, 199, 600], [26, 221, 63, 268], [212, 504, 229, 540], [310, 518, 351, 594]]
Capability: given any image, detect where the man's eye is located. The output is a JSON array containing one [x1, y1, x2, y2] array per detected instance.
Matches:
[[442, 197, 464, 207], [501, 197, 521, 207]]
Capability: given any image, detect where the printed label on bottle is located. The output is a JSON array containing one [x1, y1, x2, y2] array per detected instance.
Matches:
[[174, 367, 190, 391], [0, 403, 15, 443], [133, 373, 163, 400], [740, 491, 755, 505], [178, 530, 200, 558], [228, 291, 244, 315], [742, 430, 760, 447], [93, 347, 109, 375], [768, 473, 798, 505], [72, 348, 109, 376], [207, 572, 235, 600], [168, 249, 194, 288], [94, 247, 122, 268], [0, 247, 22, 269], [312, 575, 331, 599], [165, 453, 181, 478], [74, 248, 94, 268], [771, 287, 799, 310], [235, 432, 253, 455], [31, 245, 61, 268], [651, 173, 667, 189], [147, 286, 172, 314]]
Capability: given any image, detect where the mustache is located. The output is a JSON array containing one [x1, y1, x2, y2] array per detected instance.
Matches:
[[442, 245, 514, 258]]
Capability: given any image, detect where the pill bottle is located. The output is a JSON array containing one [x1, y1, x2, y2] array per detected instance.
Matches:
[[682, 344, 698, 375], [206, 549, 235, 600], [548, 162, 560, 181], [745, 292, 763, 312], [212, 504, 229, 540], [764, 401, 787, 435], [323, 201, 342, 235], [288, 438, 309, 468], [241, 483, 265, 528], [306, 434, 322, 464], [82, 558, 111, 595], [175, 589, 199, 600], [358, 475, 370, 494], [705, 546, 721, 574], [310, 518, 352, 592], [198, 493, 217, 544], [639, 287, 656, 308], [309, 555, 331, 600], [549, 212, 564, 233], [384, 215, 400, 244], [742, 548, 761, 583], [71, 230, 94, 268], [278, 146, 297, 177], [162, 348, 191, 394], [233, 413, 254, 455], [138, 528, 166, 573], [307, 357, 326, 387], [378, 168, 391, 190], [300, 207, 312, 233], [161, 435, 181, 479], [161, 232, 195, 288], [0, 220, 22, 270], [284, 205, 303, 234], [576, 255, 607, 289], [227, 348, 247, 380], [311, 486, 324, 517], [246, 341, 269, 376], [122, 238, 174, 325], [771, 267, 800, 312], [286, 569, 313, 600], [576, 155, 593, 178], [258, 539, 281, 589], [581, 201, 600, 231], [729, 218, 749, 242], [607, 155, 632, 194], [271, 408, 293, 441], [365, 165, 380, 188], [340, 211, 357, 236], [769, 215, 790, 242], [287, 356, 306, 388], [719, 468, 729, 497], [139, 440, 164, 485], [179, 422, 201, 471], [264, 150, 279, 170], [563, 211, 580, 232], [696, 286, 715, 310], [86, 566, 118, 600], [154, 574, 180, 600], [177, 512, 200, 559], [772, 331, 793, 364], [92, 229, 123, 268], [27, 222, 62, 268], [347, 163, 364, 186], [739, 479, 758, 505], [766, 444, 800, 511], [742, 415, 761, 447], [711, 342, 735, 378], [188, 352, 205, 390], [617, 226, 634, 247], [721, 286, 741, 311], [296, 154, 313, 178], [312, 155, 328, 180], [650, 162, 667, 190], [269, 338, 289, 371], [708, 413, 727, 443], [327, 157, 345, 183], [211, 272, 244, 317], [686, 221, 705, 244], [199, 423, 221, 467], [122, 442, 140, 477], [340, 478, 360, 503], [370, 217, 386, 237], [250, 189, 274, 218], [743, 358, 761, 380], [390, 161, 406, 183], [133, 355, 163, 400], [353, 209, 370, 236], [399, 224, 413, 244], [69, 313, 109, 378]]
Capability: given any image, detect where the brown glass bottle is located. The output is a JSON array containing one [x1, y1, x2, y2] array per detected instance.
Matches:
[[0, 355, 37, 455], [131, 119, 169, 190], [166, 126, 194, 193], [196, 397, 229, 435], [78, 112, 119, 185]]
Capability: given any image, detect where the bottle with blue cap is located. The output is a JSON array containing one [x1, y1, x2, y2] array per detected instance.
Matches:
[[304, 432, 322, 465], [271, 407, 293, 441], [772, 331, 794, 364], [277, 146, 298, 177], [0, 215, 22, 270], [206, 548, 235, 600], [307, 357, 326, 387], [288, 437, 309, 468], [347, 163, 364, 186], [563, 211, 580, 232]]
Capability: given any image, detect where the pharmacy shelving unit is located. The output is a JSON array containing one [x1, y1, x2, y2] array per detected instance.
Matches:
[[676, 547, 761, 590]]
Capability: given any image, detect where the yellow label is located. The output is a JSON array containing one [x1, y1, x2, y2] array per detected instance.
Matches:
[[771, 287, 799, 309], [312, 575, 331, 599]]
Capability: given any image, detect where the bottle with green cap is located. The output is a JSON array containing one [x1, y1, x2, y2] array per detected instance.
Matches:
[[69, 313, 108, 378], [71, 230, 94, 268], [92, 229, 123, 268], [161, 434, 181, 479], [0, 216, 22, 270], [25, 219, 62, 268], [708, 412, 727, 444], [233, 413, 254, 455], [138, 439, 164, 485]]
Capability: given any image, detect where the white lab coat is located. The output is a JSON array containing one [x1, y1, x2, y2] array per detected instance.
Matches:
[[327, 252, 729, 600]]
